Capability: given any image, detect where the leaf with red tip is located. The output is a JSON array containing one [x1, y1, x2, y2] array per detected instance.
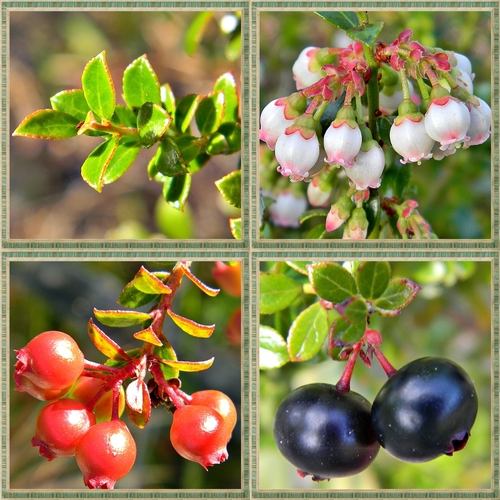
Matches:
[[133, 266, 172, 294], [167, 308, 215, 338], [180, 263, 220, 296], [373, 278, 421, 317], [133, 326, 163, 346], [158, 357, 214, 372], [94, 309, 152, 327], [126, 379, 151, 429], [87, 319, 132, 361]]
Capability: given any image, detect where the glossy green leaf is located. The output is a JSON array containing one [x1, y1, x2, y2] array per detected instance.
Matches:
[[126, 379, 151, 429], [81, 136, 120, 192], [187, 152, 210, 174], [154, 341, 178, 379], [356, 261, 391, 300], [308, 262, 358, 304], [102, 138, 141, 185], [134, 326, 163, 346], [286, 262, 311, 275], [215, 170, 241, 209], [336, 298, 368, 324], [347, 22, 385, 47], [206, 132, 229, 155], [82, 51, 116, 121], [123, 54, 161, 109], [137, 102, 172, 148], [176, 135, 201, 164], [156, 138, 189, 177], [230, 218, 241, 239], [132, 266, 172, 295], [213, 71, 239, 122], [175, 94, 201, 133], [50, 89, 90, 121], [118, 286, 159, 309], [373, 278, 421, 317], [330, 317, 366, 345], [167, 308, 215, 338], [112, 105, 137, 128], [315, 11, 359, 30], [93, 309, 152, 327], [196, 92, 225, 136], [13, 109, 81, 140], [306, 225, 328, 239], [377, 115, 394, 147], [287, 302, 329, 362], [300, 209, 328, 223], [87, 319, 132, 361], [159, 357, 214, 372], [184, 12, 214, 56], [260, 273, 302, 315], [161, 83, 176, 115], [162, 174, 191, 211], [217, 122, 241, 153], [179, 262, 220, 297], [260, 325, 290, 370]]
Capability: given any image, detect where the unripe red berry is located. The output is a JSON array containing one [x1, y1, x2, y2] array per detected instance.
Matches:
[[75, 420, 136, 489], [170, 405, 229, 469], [190, 390, 237, 436], [14, 331, 85, 400], [31, 398, 96, 460]]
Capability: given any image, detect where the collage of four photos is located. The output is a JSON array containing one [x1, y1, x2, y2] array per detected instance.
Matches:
[[3, 3, 497, 497]]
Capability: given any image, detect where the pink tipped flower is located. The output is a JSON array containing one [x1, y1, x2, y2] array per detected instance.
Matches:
[[268, 190, 307, 228], [396, 200, 432, 239], [275, 115, 320, 182], [292, 47, 324, 90], [390, 113, 435, 164], [325, 195, 353, 232], [464, 97, 491, 147], [342, 207, 368, 240], [323, 107, 362, 167], [430, 141, 457, 161], [307, 176, 331, 207], [424, 95, 471, 149], [344, 141, 385, 190]]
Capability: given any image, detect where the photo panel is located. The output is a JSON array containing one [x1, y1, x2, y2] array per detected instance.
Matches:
[[9, 259, 242, 490], [258, 259, 492, 490], [258, 10, 492, 241], [9, 9, 242, 240]]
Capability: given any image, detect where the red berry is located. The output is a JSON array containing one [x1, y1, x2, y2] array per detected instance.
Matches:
[[75, 420, 136, 489], [70, 376, 125, 423], [170, 405, 229, 469], [190, 390, 237, 436], [14, 331, 85, 400], [31, 398, 96, 460]]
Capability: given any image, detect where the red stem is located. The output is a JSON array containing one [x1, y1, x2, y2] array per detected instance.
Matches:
[[373, 346, 398, 377], [336, 341, 363, 393]]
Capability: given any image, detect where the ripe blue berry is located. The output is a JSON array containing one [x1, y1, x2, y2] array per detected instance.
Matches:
[[371, 357, 478, 462]]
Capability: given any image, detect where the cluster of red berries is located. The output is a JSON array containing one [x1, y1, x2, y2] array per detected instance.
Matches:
[[14, 330, 236, 489]]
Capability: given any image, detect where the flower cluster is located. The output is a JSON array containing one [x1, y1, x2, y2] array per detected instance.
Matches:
[[259, 27, 490, 239]]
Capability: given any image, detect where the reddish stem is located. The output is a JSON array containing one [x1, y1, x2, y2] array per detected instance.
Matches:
[[336, 341, 363, 393], [373, 346, 398, 377]]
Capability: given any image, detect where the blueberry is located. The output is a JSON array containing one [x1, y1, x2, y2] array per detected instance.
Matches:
[[273, 383, 380, 480], [371, 357, 478, 462]]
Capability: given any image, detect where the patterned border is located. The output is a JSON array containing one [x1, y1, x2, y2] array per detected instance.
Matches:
[[0, 0, 499, 498]]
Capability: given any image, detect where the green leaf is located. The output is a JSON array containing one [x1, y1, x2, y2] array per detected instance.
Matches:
[[179, 262, 220, 297], [195, 92, 225, 136], [215, 170, 241, 209], [50, 89, 90, 121], [122, 54, 161, 109], [205, 132, 229, 155], [82, 51, 116, 121], [159, 357, 214, 373], [102, 138, 141, 185], [259, 325, 290, 370], [87, 319, 132, 362], [132, 266, 173, 295], [184, 12, 214, 56], [154, 342, 178, 379], [306, 225, 328, 239], [330, 317, 366, 345], [112, 105, 137, 128], [175, 94, 202, 133], [118, 286, 159, 309], [13, 109, 81, 140], [176, 135, 201, 164], [347, 22, 385, 47], [287, 302, 329, 362], [161, 83, 176, 115], [167, 308, 215, 338], [137, 102, 172, 148], [315, 11, 359, 30], [336, 298, 368, 324], [93, 309, 152, 328], [260, 273, 302, 315], [377, 115, 394, 146], [156, 137, 189, 177], [218, 122, 241, 153], [356, 262, 391, 300], [81, 136, 120, 192], [213, 71, 239, 122], [373, 278, 421, 317], [162, 174, 192, 211], [300, 209, 328, 223], [285, 262, 311, 275], [230, 218, 241, 239], [308, 262, 358, 304]]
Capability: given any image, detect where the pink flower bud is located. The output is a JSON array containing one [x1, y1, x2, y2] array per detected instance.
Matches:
[[268, 190, 307, 228], [307, 176, 331, 207], [323, 108, 362, 167], [326, 195, 353, 232], [292, 47, 324, 90], [390, 114, 435, 164], [424, 95, 471, 149], [344, 141, 385, 190], [464, 97, 491, 147], [342, 207, 368, 240]]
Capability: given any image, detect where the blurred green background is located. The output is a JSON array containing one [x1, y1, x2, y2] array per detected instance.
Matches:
[[259, 11, 492, 239], [260, 260, 491, 489], [10, 260, 241, 489], [10, 11, 241, 239]]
